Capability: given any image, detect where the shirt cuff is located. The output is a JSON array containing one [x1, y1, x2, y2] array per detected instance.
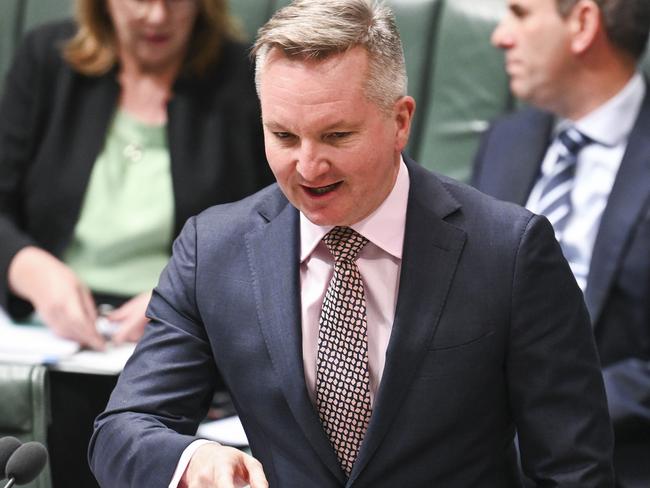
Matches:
[[168, 439, 219, 488]]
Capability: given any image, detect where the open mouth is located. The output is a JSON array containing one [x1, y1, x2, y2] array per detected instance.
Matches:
[[304, 181, 342, 196]]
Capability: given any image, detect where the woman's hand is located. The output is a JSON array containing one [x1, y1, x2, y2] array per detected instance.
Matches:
[[8, 246, 105, 350], [108, 290, 152, 344]]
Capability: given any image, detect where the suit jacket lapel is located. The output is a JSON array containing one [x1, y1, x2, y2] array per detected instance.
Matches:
[[505, 110, 554, 205], [349, 160, 466, 484], [245, 194, 345, 483], [478, 108, 553, 205], [585, 91, 650, 324], [53, 72, 119, 255]]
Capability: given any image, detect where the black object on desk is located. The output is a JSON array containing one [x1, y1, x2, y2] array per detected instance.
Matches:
[[47, 371, 117, 488]]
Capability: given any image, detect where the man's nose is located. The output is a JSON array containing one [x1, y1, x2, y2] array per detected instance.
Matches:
[[491, 19, 513, 49], [296, 142, 329, 181]]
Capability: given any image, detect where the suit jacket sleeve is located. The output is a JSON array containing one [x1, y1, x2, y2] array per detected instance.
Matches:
[[602, 358, 650, 436], [89, 217, 218, 487], [507, 214, 614, 485]]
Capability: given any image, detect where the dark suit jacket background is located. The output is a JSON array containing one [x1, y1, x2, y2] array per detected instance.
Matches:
[[0, 21, 274, 317], [90, 158, 614, 487], [472, 88, 650, 486]]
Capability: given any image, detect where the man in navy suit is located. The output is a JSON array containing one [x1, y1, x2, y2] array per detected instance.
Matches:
[[89, 1, 614, 486], [472, 0, 650, 486]]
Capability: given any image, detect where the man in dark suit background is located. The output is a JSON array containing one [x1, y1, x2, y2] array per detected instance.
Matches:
[[472, 0, 650, 486], [89, 1, 614, 486]]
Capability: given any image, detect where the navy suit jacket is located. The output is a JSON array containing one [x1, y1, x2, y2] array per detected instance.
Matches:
[[472, 91, 650, 486], [90, 159, 613, 487]]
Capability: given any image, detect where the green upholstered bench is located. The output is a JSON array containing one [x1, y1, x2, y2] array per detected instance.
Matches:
[[0, 363, 52, 488], [1, 0, 648, 179]]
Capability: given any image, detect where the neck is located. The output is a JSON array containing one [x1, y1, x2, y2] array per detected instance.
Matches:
[[116, 45, 187, 124], [118, 62, 179, 125]]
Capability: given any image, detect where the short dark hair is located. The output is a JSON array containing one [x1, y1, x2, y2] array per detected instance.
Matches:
[[556, 0, 650, 60]]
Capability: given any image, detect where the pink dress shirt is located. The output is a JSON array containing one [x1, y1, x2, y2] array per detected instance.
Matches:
[[299, 158, 409, 404]]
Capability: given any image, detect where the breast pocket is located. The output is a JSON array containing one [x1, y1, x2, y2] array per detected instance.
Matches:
[[415, 329, 497, 379]]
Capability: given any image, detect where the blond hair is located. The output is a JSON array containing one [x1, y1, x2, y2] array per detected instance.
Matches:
[[252, 0, 407, 113]]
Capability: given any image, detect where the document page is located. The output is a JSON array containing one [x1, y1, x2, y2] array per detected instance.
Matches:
[[0, 308, 79, 364], [0, 307, 135, 374]]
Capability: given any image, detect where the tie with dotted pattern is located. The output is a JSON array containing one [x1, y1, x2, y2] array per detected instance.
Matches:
[[316, 226, 372, 477]]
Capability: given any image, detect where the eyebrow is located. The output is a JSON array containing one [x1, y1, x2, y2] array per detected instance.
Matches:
[[509, 2, 528, 15], [264, 120, 360, 132], [263, 122, 288, 131], [322, 120, 357, 132]]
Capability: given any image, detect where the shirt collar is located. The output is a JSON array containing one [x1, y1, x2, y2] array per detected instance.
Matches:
[[300, 156, 410, 262], [555, 72, 645, 147]]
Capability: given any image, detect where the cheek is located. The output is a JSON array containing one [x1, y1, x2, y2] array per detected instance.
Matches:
[[112, 17, 141, 48], [265, 150, 291, 184], [176, 15, 198, 40], [531, 50, 561, 86], [263, 142, 279, 172], [360, 129, 397, 169]]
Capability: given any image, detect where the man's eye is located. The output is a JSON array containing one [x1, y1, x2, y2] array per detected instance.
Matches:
[[326, 132, 351, 141], [273, 132, 298, 144], [510, 5, 528, 18]]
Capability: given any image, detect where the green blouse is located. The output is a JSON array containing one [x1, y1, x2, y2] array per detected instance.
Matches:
[[63, 109, 174, 297]]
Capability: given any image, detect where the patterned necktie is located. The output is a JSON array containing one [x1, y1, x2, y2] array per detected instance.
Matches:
[[316, 226, 372, 476], [537, 127, 592, 239]]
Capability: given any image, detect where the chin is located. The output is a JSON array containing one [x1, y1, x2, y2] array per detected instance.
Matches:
[[303, 214, 335, 227], [509, 80, 524, 98], [301, 210, 343, 227]]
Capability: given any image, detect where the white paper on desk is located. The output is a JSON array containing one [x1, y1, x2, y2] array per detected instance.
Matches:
[[197, 415, 249, 447], [53, 342, 136, 375], [0, 307, 136, 373], [0, 309, 79, 364]]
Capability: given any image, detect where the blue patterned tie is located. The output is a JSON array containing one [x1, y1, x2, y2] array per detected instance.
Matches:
[[316, 226, 372, 476], [537, 127, 592, 239]]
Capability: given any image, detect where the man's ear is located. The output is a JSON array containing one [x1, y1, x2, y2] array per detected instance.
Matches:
[[393, 95, 416, 152], [567, 0, 602, 54]]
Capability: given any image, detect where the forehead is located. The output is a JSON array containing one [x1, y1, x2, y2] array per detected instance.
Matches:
[[259, 47, 373, 122], [262, 47, 368, 91]]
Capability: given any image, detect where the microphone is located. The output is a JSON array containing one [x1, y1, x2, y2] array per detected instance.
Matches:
[[0, 437, 21, 480], [3, 442, 48, 488]]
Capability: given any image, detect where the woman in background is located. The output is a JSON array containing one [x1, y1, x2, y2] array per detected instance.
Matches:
[[0, 0, 271, 485], [0, 0, 272, 350]]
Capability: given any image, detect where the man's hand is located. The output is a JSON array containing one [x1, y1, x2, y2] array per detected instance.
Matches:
[[180, 444, 268, 488], [108, 290, 152, 344], [8, 246, 105, 350]]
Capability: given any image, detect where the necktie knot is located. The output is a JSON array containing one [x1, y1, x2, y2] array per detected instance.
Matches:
[[323, 226, 368, 263], [557, 126, 591, 156]]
